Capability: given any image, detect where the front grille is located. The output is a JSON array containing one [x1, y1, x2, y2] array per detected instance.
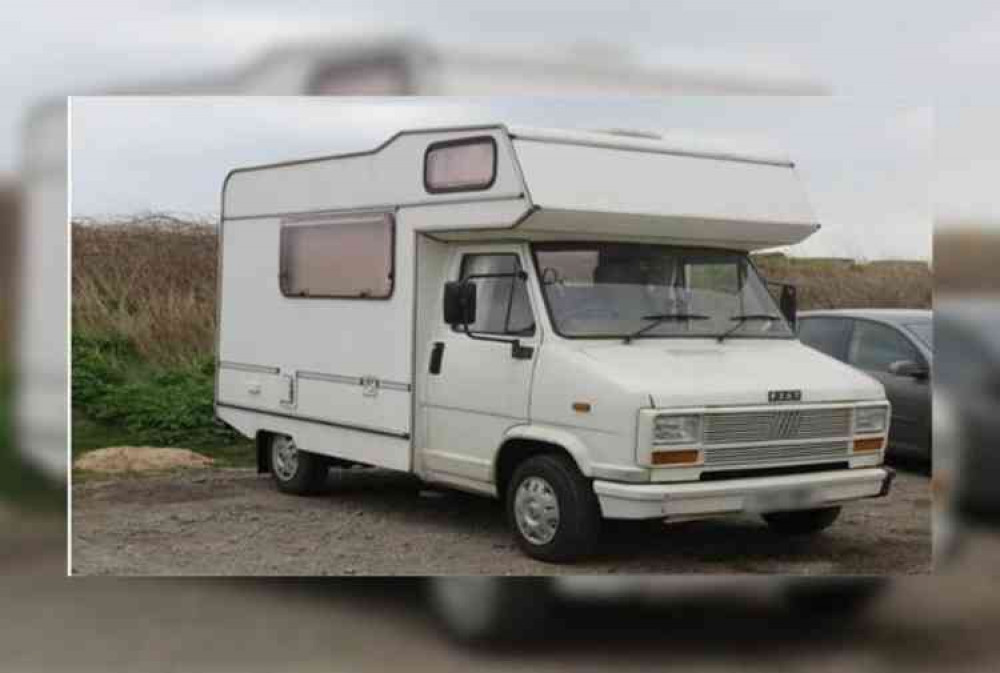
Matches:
[[702, 440, 850, 468], [703, 408, 852, 445]]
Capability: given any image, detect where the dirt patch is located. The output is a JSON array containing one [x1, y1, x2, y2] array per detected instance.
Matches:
[[73, 447, 214, 473]]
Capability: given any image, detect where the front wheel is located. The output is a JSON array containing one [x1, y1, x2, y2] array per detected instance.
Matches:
[[269, 434, 329, 496], [763, 506, 841, 535], [506, 454, 602, 563]]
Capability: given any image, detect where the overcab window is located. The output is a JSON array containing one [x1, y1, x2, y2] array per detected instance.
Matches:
[[424, 136, 497, 193]]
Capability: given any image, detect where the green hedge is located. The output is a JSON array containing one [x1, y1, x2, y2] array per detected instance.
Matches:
[[72, 333, 238, 448]]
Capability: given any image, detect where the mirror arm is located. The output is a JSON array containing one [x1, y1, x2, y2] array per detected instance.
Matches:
[[461, 322, 512, 346], [461, 323, 534, 360]]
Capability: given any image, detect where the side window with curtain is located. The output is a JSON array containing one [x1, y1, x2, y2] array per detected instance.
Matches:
[[457, 254, 535, 336], [279, 212, 394, 298]]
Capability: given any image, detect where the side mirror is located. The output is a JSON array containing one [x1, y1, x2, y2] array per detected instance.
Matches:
[[779, 284, 798, 327], [443, 280, 477, 326], [889, 359, 929, 379]]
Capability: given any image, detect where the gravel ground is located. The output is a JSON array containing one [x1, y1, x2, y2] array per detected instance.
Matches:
[[72, 460, 930, 575]]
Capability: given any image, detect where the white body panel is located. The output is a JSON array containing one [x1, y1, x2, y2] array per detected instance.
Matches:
[[419, 244, 538, 491], [216, 124, 890, 520], [511, 132, 817, 249], [223, 128, 523, 221], [216, 208, 415, 470], [574, 339, 882, 409]]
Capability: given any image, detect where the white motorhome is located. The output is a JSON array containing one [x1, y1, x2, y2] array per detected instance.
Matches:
[[215, 124, 894, 562]]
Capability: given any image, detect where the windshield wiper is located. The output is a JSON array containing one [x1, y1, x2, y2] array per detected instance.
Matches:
[[717, 314, 781, 343], [624, 313, 710, 344]]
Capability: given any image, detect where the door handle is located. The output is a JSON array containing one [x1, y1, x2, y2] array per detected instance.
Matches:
[[429, 342, 445, 374]]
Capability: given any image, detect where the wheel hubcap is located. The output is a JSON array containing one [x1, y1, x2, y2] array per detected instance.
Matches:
[[514, 476, 560, 545], [272, 436, 299, 481]]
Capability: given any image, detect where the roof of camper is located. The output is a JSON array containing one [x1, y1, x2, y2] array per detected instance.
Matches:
[[506, 125, 794, 167], [222, 122, 817, 250]]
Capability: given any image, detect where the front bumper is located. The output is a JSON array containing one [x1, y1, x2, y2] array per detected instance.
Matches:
[[593, 467, 894, 520]]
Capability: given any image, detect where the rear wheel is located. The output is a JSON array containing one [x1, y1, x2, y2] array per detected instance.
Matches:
[[269, 434, 329, 495], [506, 454, 601, 563], [428, 577, 552, 644], [763, 506, 841, 535]]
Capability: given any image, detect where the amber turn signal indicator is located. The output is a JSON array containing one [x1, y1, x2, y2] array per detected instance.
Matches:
[[651, 449, 700, 465], [853, 437, 884, 453], [572, 402, 592, 413]]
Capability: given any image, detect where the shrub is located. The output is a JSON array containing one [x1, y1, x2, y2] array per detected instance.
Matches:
[[72, 333, 237, 447]]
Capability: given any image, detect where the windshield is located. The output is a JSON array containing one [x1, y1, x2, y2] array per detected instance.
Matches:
[[904, 320, 933, 349], [532, 242, 793, 340]]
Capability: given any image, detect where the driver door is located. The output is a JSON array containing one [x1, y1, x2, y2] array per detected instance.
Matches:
[[420, 246, 539, 486]]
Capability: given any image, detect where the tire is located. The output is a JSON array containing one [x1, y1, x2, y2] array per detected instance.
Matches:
[[783, 577, 886, 619], [428, 577, 553, 645], [268, 434, 329, 496], [763, 506, 841, 535], [506, 453, 601, 563]]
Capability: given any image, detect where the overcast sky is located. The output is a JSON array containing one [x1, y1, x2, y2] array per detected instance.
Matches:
[[7, 1, 1000, 255], [71, 96, 929, 260]]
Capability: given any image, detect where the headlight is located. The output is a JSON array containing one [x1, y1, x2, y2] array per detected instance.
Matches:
[[653, 414, 702, 445], [855, 406, 888, 434]]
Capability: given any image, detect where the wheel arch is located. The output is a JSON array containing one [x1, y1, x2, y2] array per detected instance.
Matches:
[[494, 425, 592, 500]]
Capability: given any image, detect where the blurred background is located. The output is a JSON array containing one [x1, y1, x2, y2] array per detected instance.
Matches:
[[2, 0, 1000, 670]]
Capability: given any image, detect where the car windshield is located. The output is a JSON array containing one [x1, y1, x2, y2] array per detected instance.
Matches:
[[904, 320, 933, 349], [532, 242, 793, 340]]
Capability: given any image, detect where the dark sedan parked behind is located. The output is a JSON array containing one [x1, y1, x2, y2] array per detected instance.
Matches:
[[797, 309, 932, 462]]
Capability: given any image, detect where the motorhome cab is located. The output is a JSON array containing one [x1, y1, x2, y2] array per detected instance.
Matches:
[[215, 124, 894, 562]]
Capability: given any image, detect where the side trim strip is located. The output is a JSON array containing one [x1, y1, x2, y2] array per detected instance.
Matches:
[[217, 402, 411, 440], [380, 381, 413, 393], [297, 370, 412, 392], [219, 361, 280, 375], [297, 370, 360, 386], [225, 193, 525, 223], [220, 365, 412, 392]]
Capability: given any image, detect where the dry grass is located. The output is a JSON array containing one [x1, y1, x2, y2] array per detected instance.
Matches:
[[754, 253, 932, 310], [72, 214, 218, 366], [72, 215, 933, 366]]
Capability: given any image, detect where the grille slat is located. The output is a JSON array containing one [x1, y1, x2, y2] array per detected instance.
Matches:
[[699, 408, 853, 470], [703, 408, 851, 445], [703, 441, 849, 468]]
